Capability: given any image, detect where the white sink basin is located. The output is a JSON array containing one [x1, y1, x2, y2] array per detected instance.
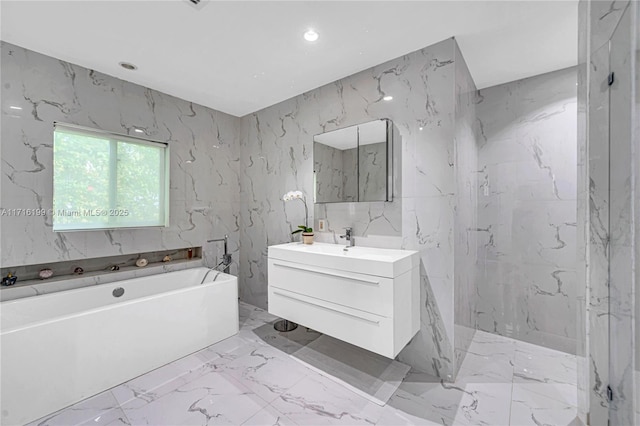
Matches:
[[268, 242, 419, 278]]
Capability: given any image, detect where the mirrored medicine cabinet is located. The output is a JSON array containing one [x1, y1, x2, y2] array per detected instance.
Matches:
[[313, 119, 392, 203]]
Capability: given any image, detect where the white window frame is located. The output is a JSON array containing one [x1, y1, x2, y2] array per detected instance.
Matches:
[[52, 122, 170, 232]]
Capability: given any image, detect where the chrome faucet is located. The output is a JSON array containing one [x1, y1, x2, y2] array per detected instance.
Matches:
[[340, 227, 355, 247], [207, 235, 231, 274]]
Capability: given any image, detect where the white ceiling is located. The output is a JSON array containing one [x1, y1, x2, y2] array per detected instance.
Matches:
[[1, 0, 578, 117]]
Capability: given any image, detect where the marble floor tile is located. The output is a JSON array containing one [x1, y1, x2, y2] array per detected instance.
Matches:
[[456, 365, 512, 385], [462, 338, 516, 359], [110, 354, 213, 409], [241, 405, 297, 426], [452, 383, 513, 426], [513, 338, 575, 357], [28, 302, 582, 426], [374, 404, 444, 426], [99, 418, 131, 426], [271, 373, 385, 425], [111, 333, 262, 409], [225, 344, 312, 403], [250, 321, 323, 355], [28, 391, 126, 426], [239, 301, 279, 330], [513, 341, 577, 386], [386, 387, 458, 425], [392, 371, 513, 426], [513, 382, 578, 408], [388, 372, 463, 425], [99, 417, 131, 426], [472, 329, 519, 346], [509, 384, 578, 426], [199, 330, 269, 362], [456, 350, 514, 383], [120, 371, 269, 425]]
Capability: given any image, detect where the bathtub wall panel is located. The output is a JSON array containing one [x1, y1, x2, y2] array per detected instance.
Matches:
[[0, 42, 241, 272]]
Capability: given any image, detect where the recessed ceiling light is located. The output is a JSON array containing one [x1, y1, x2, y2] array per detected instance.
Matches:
[[9, 106, 22, 110], [119, 62, 138, 71], [304, 29, 319, 42], [383, 95, 393, 101], [419, 127, 424, 131]]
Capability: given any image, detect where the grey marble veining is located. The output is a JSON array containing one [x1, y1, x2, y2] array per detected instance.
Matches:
[[239, 37, 465, 379], [577, 1, 639, 424], [575, 2, 589, 420], [0, 42, 241, 274], [314, 142, 355, 203], [581, 22, 612, 425], [358, 142, 388, 202], [475, 67, 578, 354], [313, 140, 388, 204], [453, 41, 478, 374], [635, 7, 640, 426], [605, 2, 638, 424]]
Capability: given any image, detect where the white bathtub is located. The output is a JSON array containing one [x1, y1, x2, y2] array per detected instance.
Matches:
[[0, 267, 239, 425]]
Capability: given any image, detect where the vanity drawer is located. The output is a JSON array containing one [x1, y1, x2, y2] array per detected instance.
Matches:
[[268, 287, 396, 358], [268, 258, 393, 317]]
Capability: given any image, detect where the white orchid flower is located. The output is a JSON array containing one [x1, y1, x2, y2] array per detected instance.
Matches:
[[283, 190, 304, 201], [282, 189, 309, 229]]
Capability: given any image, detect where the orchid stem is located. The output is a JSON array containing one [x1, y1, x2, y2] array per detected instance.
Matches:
[[298, 197, 308, 229]]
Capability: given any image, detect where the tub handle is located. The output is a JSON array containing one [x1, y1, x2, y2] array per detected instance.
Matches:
[[112, 287, 125, 298]]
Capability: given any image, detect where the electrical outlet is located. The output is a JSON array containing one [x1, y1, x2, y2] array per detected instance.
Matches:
[[318, 219, 326, 232]]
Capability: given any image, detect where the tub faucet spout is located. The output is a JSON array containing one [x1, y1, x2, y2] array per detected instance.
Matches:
[[207, 235, 231, 274]]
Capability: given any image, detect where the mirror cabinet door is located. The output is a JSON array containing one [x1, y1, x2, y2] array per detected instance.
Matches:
[[313, 125, 358, 203], [313, 119, 392, 203], [357, 120, 389, 202]]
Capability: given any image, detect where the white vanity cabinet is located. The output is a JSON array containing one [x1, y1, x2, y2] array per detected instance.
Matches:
[[267, 242, 420, 359]]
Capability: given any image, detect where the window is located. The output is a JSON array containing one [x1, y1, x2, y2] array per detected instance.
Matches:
[[53, 123, 169, 231]]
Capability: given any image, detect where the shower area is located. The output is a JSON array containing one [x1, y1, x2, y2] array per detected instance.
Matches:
[[465, 1, 639, 424], [469, 62, 581, 421]]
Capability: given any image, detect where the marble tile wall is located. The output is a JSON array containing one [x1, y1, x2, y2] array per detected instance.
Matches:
[[313, 142, 351, 203], [635, 7, 640, 426], [0, 42, 241, 275], [475, 67, 578, 354], [358, 142, 388, 201], [343, 148, 358, 202], [606, 1, 638, 424], [577, 1, 638, 424], [580, 3, 612, 423], [239, 38, 470, 379], [575, 1, 589, 421], [452, 41, 479, 373]]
